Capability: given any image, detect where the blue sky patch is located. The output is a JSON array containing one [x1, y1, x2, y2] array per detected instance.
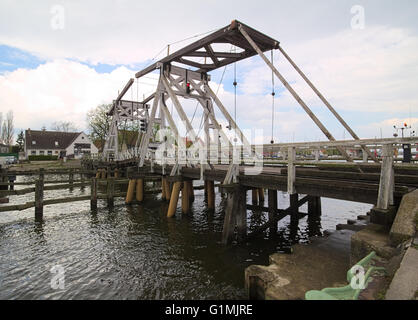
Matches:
[[0, 45, 45, 73]]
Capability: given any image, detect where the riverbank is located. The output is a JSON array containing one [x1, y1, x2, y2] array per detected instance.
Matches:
[[8, 159, 81, 172], [245, 190, 418, 300]]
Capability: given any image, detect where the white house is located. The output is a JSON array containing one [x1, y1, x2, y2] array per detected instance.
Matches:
[[25, 129, 98, 159]]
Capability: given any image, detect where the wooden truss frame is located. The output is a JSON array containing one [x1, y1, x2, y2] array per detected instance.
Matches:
[[103, 19, 378, 182]]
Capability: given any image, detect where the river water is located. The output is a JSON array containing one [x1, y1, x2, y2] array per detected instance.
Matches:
[[0, 174, 372, 299]]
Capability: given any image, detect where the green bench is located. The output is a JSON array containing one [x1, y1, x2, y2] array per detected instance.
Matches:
[[305, 251, 386, 300]]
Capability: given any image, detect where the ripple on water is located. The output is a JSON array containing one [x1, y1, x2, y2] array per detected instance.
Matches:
[[0, 178, 372, 299]]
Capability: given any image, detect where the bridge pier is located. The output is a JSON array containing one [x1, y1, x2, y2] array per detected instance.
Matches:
[[222, 184, 247, 245], [308, 196, 321, 216], [268, 189, 278, 235]]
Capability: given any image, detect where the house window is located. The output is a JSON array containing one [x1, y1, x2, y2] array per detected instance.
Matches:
[[55, 151, 59, 154], [39, 151, 45, 155], [81, 136, 84, 140], [48, 151, 52, 155], [31, 151, 36, 155], [55, 141, 59, 146], [32, 141, 36, 145]]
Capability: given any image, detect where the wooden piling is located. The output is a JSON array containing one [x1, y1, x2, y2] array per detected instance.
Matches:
[[125, 179, 136, 204], [181, 181, 190, 214], [114, 168, 119, 178], [188, 180, 195, 202], [35, 179, 44, 216], [236, 187, 247, 242], [258, 188, 265, 203], [377, 144, 394, 210], [268, 189, 278, 234], [136, 178, 144, 203], [100, 169, 106, 180], [167, 181, 181, 218], [69, 169, 74, 186], [95, 169, 100, 179], [164, 178, 171, 201], [107, 177, 115, 207], [290, 193, 299, 220], [90, 177, 97, 210], [207, 180, 215, 210], [222, 185, 246, 244], [161, 177, 167, 200], [251, 189, 258, 204], [308, 196, 321, 216]]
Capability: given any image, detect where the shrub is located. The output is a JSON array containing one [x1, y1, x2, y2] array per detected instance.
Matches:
[[28, 155, 58, 161]]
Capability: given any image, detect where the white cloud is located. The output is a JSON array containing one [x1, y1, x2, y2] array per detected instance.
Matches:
[[0, 60, 158, 132]]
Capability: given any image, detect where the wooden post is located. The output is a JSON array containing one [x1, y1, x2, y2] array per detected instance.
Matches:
[[222, 185, 246, 244], [167, 181, 181, 218], [181, 181, 190, 214], [136, 178, 144, 203], [308, 196, 321, 216], [164, 178, 171, 201], [101, 168, 106, 180], [236, 186, 247, 242], [95, 169, 100, 179], [377, 144, 394, 210], [258, 188, 265, 203], [80, 172, 85, 190], [268, 189, 278, 234], [161, 177, 167, 200], [188, 180, 195, 203], [287, 147, 296, 195], [90, 177, 97, 210], [251, 189, 258, 205], [290, 193, 299, 220], [107, 177, 115, 207], [35, 179, 44, 216], [207, 180, 215, 210], [39, 168, 45, 182], [114, 168, 119, 178], [125, 179, 136, 204], [69, 169, 74, 186]]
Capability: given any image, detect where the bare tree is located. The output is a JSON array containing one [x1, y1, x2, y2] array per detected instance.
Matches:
[[51, 121, 78, 132], [1, 111, 14, 145]]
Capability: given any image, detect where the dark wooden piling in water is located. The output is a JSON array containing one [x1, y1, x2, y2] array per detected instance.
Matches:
[[107, 177, 115, 207], [268, 189, 278, 234], [207, 180, 215, 210], [90, 177, 97, 209], [35, 179, 44, 216], [181, 181, 190, 214]]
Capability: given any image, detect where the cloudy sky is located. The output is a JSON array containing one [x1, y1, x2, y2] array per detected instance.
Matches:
[[0, 0, 417, 143]]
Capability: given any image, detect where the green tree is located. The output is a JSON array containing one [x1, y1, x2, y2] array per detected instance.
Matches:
[[86, 104, 112, 152], [16, 130, 24, 151]]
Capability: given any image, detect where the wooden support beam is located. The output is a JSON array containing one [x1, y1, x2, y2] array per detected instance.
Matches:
[[161, 177, 167, 200], [125, 179, 136, 204], [136, 178, 144, 203], [35, 179, 44, 216], [258, 188, 265, 204], [287, 147, 296, 194], [268, 189, 278, 234], [207, 180, 215, 210], [181, 181, 190, 214], [252, 189, 258, 205], [90, 178, 97, 210], [308, 196, 322, 216], [236, 187, 247, 242], [107, 177, 115, 207], [239, 26, 353, 162], [167, 181, 181, 218], [188, 180, 195, 203], [377, 144, 395, 210]]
